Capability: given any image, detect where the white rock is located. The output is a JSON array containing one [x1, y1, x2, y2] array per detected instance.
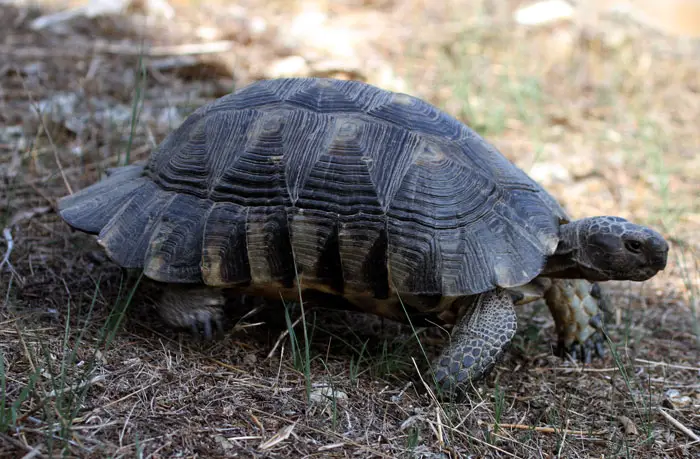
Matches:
[[267, 56, 310, 78], [529, 162, 572, 185], [514, 0, 575, 26], [309, 385, 347, 404]]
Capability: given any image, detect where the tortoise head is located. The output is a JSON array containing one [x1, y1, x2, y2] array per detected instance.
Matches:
[[552, 216, 669, 282]]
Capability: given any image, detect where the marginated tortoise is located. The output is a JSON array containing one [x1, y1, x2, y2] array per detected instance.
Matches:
[[58, 77, 669, 396]]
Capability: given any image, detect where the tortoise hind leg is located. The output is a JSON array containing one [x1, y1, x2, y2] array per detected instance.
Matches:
[[156, 286, 228, 340], [432, 289, 517, 396]]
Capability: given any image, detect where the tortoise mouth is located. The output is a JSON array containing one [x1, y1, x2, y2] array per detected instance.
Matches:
[[578, 264, 663, 282], [635, 264, 666, 281], [609, 264, 665, 282], [650, 250, 668, 271], [629, 250, 668, 281]]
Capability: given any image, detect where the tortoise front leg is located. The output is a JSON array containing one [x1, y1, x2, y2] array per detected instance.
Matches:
[[432, 289, 517, 396]]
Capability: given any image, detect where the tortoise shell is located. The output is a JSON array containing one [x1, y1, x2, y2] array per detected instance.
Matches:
[[58, 78, 568, 314]]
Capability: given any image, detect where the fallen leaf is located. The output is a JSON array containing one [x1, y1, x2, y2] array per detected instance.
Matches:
[[617, 416, 638, 436], [258, 423, 296, 450]]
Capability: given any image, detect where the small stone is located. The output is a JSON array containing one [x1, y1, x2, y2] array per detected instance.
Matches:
[[267, 56, 310, 79], [243, 353, 257, 366], [214, 435, 235, 450], [309, 385, 347, 404], [196, 26, 220, 41], [529, 162, 571, 186], [250, 16, 267, 35], [513, 0, 574, 26], [663, 389, 693, 409], [399, 415, 423, 431]]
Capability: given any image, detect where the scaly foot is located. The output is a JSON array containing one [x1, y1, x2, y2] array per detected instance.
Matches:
[[157, 286, 227, 340], [431, 289, 517, 397]]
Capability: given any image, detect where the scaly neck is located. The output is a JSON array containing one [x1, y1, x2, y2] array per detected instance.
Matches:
[[541, 221, 584, 278]]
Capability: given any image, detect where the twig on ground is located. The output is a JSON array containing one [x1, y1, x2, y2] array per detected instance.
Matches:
[[250, 408, 394, 458], [46, 374, 106, 398], [0, 433, 46, 459], [2, 206, 54, 281], [318, 443, 345, 451], [119, 402, 139, 446], [9, 206, 52, 227], [435, 405, 445, 449], [657, 407, 700, 442], [0, 41, 235, 59], [231, 304, 267, 331], [410, 357, 440, 406], [478, 421, 607, 436], [439, 421, 519, 458], [557, 419, 569, 457], [258, 423, 296, 450], [266, 314, 305, 360], [75, 380, 163, 421], [20, 445, 44, 459], [636, 359, 700, 372], [0, 227, 15, 274], [205, 357, 244, 373], [548, 367, 619, 372], [408, 358, 522, 458]]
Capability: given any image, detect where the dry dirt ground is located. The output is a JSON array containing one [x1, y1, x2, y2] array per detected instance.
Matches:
[[1, 1, 699, 458]]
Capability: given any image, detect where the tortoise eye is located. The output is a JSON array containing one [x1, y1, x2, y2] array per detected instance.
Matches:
[[625, 240, 643, 253]]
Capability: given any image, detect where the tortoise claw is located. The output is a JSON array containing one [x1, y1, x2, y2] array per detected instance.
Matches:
[[557, 321, 607, 363], [583, 344, 592, 365], [186, 308, 226, 341], [595, 340, 606, 359], [589, 313, 604, 331]]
